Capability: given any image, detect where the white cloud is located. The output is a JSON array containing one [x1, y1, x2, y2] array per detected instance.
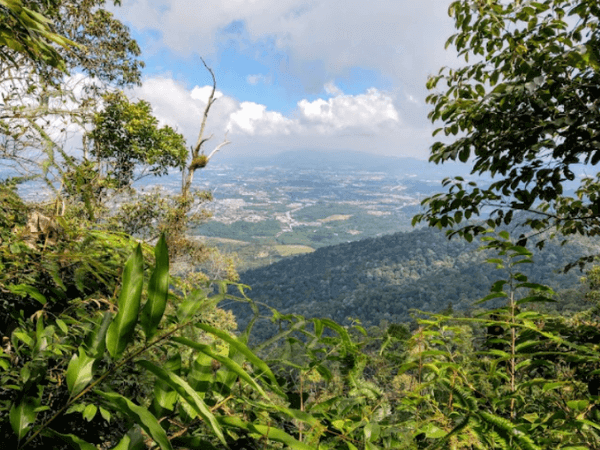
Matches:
[[191, 85, 224, 103], [128, 75, 432, 158], [114, 0, 457, 96], [324, 81, 343, 96], [298, 88, 399, 131], [227, 101, 294, 135]]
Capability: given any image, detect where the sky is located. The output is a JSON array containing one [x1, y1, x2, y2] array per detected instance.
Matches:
[[111, 0, 459, 160]]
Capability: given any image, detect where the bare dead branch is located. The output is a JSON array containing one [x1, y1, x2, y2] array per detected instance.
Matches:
[[191, 58, 217, 157], [207, 133, 231, 162]]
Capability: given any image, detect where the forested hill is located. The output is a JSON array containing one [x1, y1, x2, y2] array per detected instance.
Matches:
[[233, 227, 599, 331]]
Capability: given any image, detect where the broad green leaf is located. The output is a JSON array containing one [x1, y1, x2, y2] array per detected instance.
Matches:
[[99, 406, 111, 422], [421, 423, 446, 438], [364, 422, 381, 442], [83, 404, 97, 421], [140, 234, 169, 341], [193, 322, 286, 397], [14, 331, 34, 347], [151, 355, 181, 414], [567, 400, 589, 411], [219, 416, 315, 450], [56, 319, 68, 334], [137, 360, 226, 445], [96, 390, 173, 450], [46, 430, 96, 450], [7, 284, 47, 305], [106, 244, 144, 359], [66, 347, 96, 397], [10, 398, 36, 441]]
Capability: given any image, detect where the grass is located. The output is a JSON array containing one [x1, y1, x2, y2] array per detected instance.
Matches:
[[274, 245, 315, 256], [319, 214, 352, 223]]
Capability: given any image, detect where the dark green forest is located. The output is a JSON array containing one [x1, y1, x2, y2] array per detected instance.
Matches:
[[3, 1, 600, 449], [235, 226, 600, 334]]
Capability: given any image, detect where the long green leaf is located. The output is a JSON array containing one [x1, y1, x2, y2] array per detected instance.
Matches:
[[84, 311, 113, 358], [151, 355, 181, 415], [106, 244, 144, 359], [188, 351, 214, 398], [172, 337, 270, 399], [66, 347, 96, 397], [95, 390, 172, 450], [140, 234, 169, 341], [193, 322, 286, 397], [46, 430, 96, 450], [9, 398, 36, 441], [252, 317, 308, 353], [219, 416, 315, 450], [137, 360, 226, 445]]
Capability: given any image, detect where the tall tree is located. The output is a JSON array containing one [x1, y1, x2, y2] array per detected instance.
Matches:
[[413, 0, 600, 251], [0, 0, 143, 188]]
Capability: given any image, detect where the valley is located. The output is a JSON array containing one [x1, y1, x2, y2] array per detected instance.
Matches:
[[186, 150, 477, 269]]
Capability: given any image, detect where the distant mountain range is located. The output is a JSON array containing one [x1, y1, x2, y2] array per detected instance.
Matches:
[[216, 149, 477, 180]]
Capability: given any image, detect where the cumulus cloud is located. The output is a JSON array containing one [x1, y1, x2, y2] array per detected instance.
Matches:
[[127, 76, 432, 157], [298, 89, 399, 131]]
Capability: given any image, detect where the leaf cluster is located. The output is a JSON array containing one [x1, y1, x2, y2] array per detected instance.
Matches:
[[414, 0, 600, 250]]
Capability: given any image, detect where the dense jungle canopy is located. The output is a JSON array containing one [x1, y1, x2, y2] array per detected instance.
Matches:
[[2, 1, 600, 449]]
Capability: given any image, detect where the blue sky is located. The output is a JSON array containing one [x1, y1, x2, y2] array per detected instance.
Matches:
[[111, 0, 458, 159]]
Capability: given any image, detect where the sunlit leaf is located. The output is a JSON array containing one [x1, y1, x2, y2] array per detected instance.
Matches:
[[140, 234, 169, 341], [66, 347, 95, 397], [106, 244, 144, 359]]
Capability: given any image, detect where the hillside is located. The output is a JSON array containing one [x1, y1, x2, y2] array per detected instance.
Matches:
[[230, 226, 599, 337]]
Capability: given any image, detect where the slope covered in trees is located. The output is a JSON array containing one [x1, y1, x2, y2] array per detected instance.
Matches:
[[236, 225, 599, 332]]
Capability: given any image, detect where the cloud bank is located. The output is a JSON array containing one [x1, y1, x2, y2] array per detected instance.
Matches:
[[130, 77, 432, 158]]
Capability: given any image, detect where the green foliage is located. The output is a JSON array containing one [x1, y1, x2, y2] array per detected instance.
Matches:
[[395, 234, 600, 450], [0, 0, 75, 71], [140, 235, 169, 341], [413, 0, 600, 250], [105, 244, 144, 359], [88, 91, 188, 189], [0, 190, 137, 340], [0, 0, 143, 200], [2, 237, 374, 449]]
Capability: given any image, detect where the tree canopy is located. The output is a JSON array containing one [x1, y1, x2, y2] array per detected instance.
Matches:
[[88, 91, 188, 189], [413, 0, 600, 250], [0, 0, 74, 71]]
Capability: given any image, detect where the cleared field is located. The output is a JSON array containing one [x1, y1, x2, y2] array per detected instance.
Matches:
[[274, 245, 315, 256], [319, 214, 352, 223], [195, 236, 250, 245]]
